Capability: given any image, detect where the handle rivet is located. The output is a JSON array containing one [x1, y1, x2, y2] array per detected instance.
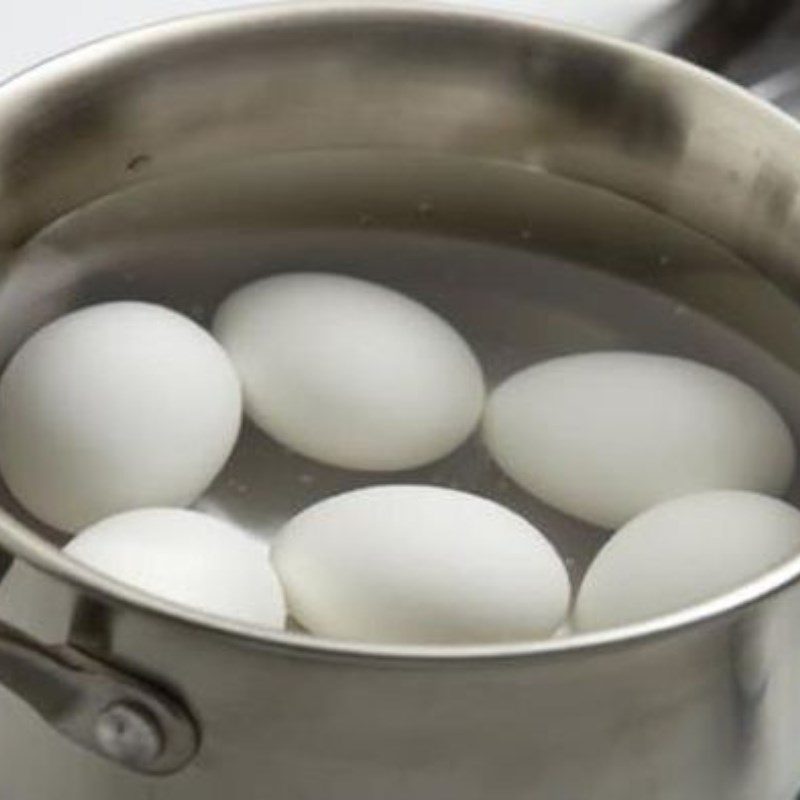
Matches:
[[94, 702, 163, 768]]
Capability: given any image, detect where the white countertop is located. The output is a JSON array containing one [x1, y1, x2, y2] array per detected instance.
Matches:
[[0, 0, 674, 79]]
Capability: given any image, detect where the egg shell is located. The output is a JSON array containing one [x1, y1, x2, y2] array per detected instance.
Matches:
[[65, 508, 286, 628], [271, 485, 571, 645], [573, 491, 800, 631], [0, 302, 242, 532], [483, 352, 796, 528], [213, 272, 485, 471]]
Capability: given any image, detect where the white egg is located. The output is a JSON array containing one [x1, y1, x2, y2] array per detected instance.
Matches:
[[213, 273, 485, 471], [574, 491, 800, 631], [0, 302, 242, 532], [65, 508, 286, 628], [483, 352, 795, 528], [271, 485, 570, 644]]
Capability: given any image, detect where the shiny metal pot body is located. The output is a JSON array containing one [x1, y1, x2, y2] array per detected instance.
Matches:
[[2, 4, 800, 799]]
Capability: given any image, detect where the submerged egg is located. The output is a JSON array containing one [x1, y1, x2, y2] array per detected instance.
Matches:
[[483, 352, 795, 528], [213, 272, 485, 471], [0, 302, 242, 532], [65, 508, 286, 628], [271, 485, 570, 645], [574, 491, 800, 631]]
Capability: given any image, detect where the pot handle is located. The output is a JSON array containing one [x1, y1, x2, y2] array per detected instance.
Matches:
[[0, 616, 199, 775]]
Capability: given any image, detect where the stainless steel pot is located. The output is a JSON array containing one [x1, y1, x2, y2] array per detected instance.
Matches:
[[3, 3, 800, 799]]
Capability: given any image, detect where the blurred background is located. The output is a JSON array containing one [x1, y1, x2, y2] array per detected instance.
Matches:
[[0, 0, 675, 79], [0, 0, 800, 118]]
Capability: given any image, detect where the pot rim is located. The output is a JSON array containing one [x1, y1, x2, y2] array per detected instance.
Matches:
[[2, 0, 800, 663]]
